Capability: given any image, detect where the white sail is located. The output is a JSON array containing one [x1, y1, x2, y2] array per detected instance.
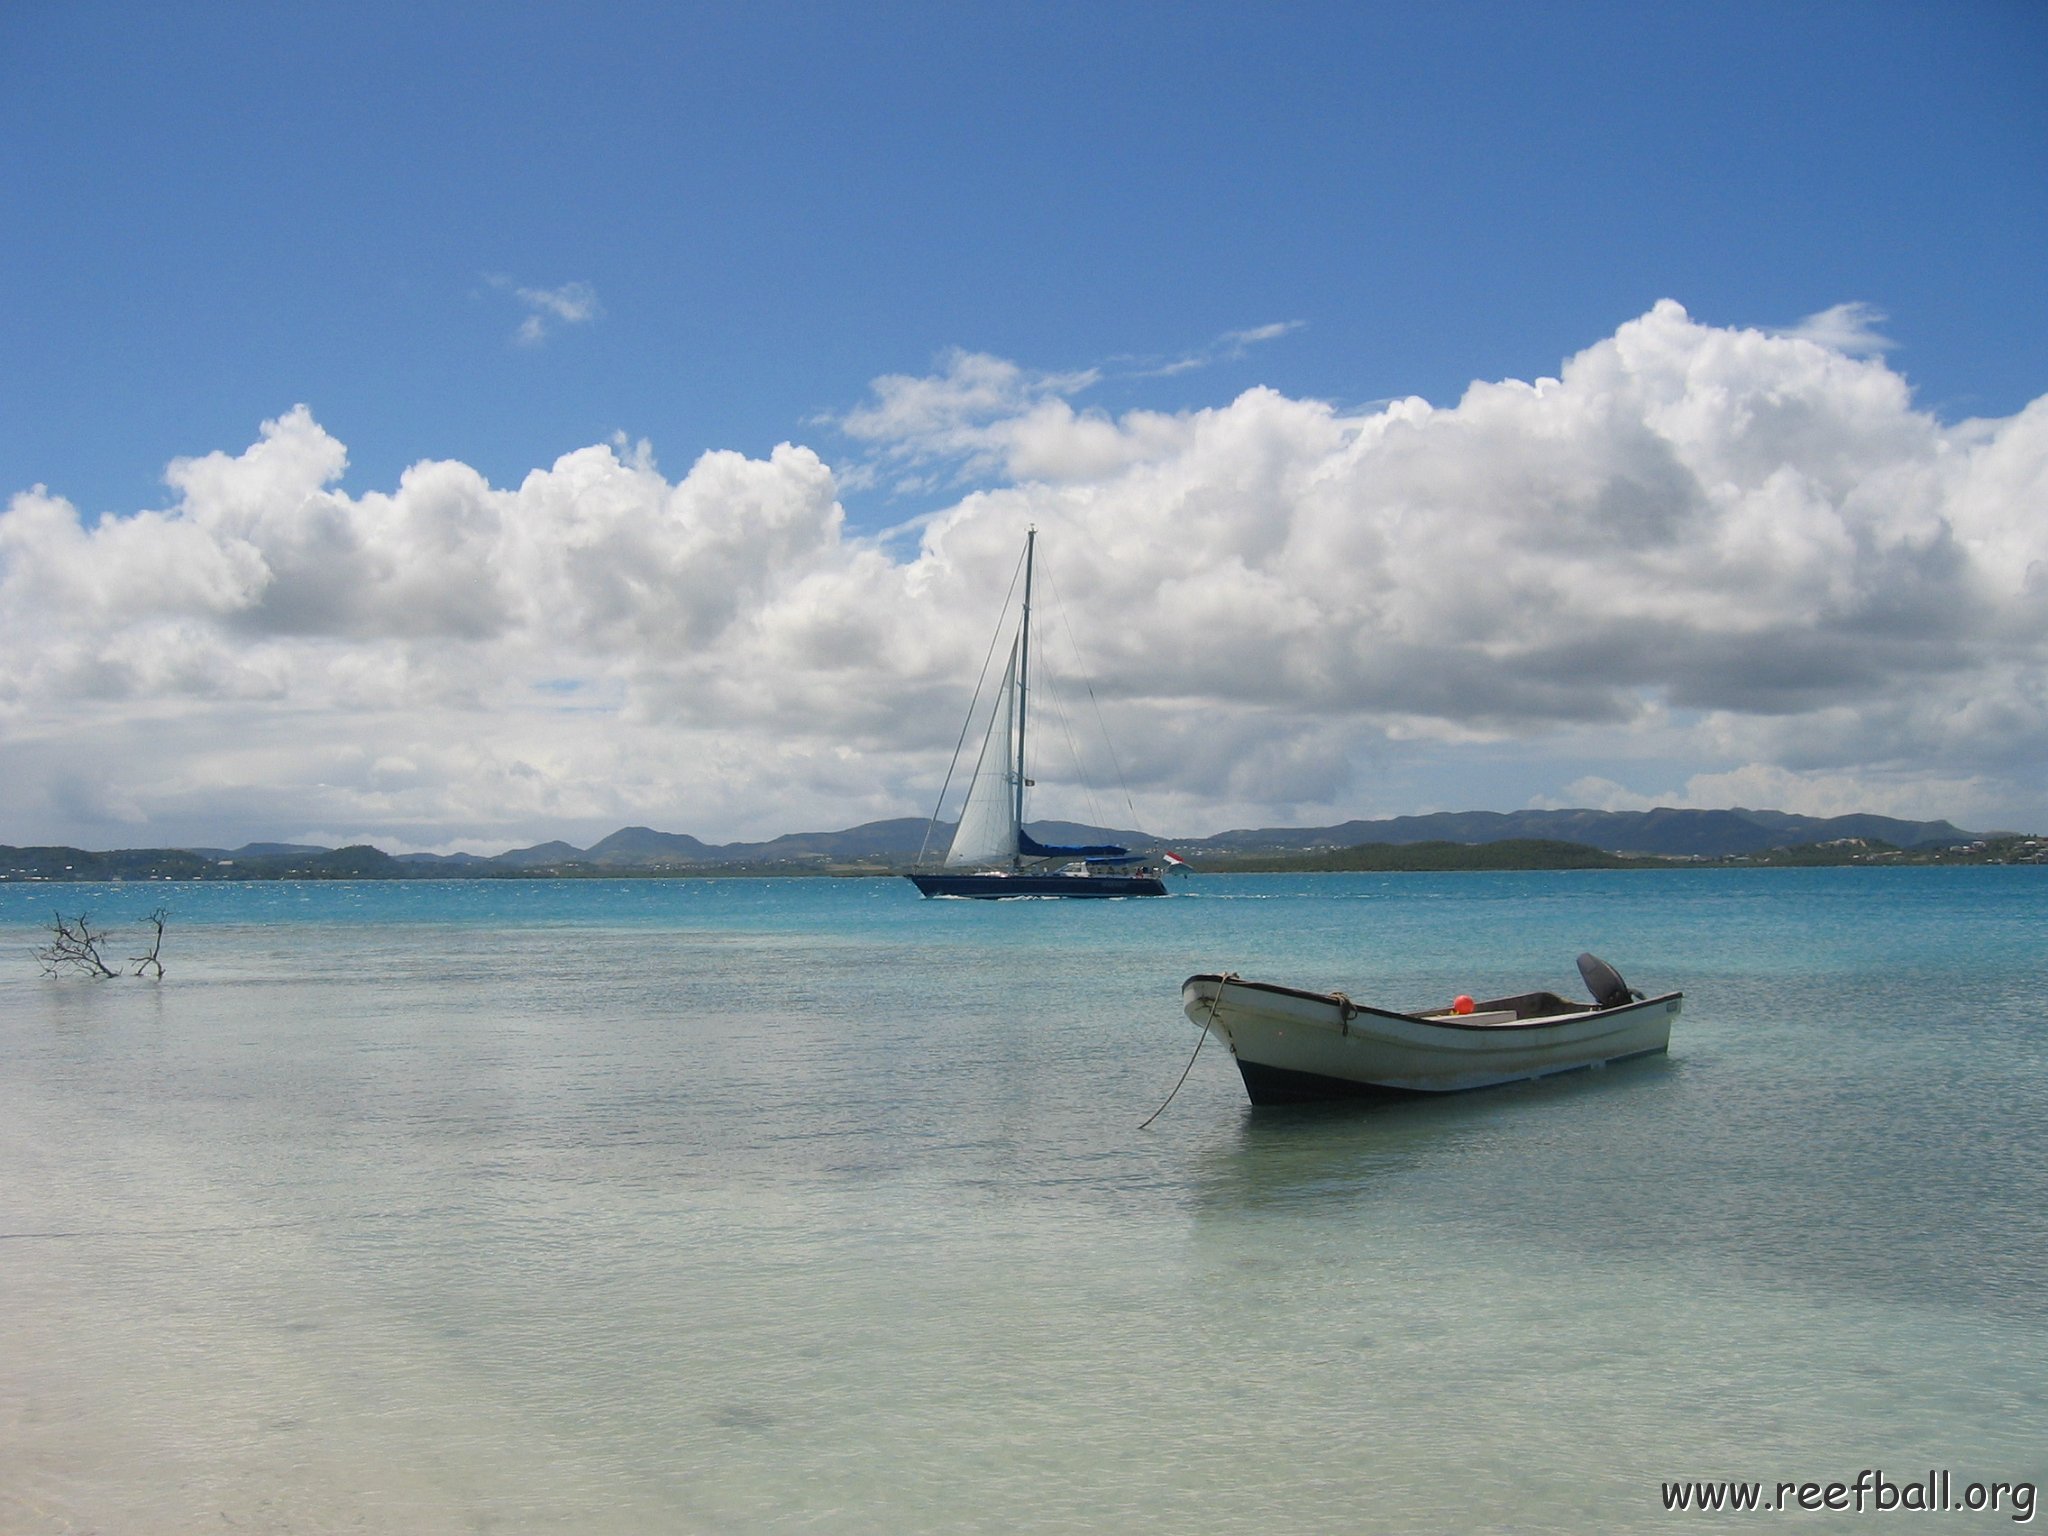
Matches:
[[946, 635, 1022, 867]]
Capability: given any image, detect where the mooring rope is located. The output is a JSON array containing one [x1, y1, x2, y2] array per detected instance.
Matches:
[[1140, 972, 1237, 1130]]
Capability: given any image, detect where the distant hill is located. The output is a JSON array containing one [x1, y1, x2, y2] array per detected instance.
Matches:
[[183, 842, 332, 861], [491, 839, 590, 869], [738, 817, 941, 861], [3, 844, 408, 881], [1206, 838, 1633, 872], [1177, 808, 1974, 859], [583, 826, 720, 865], [490, 819, 939, 869], [1, 807, 2004, 883], [512, 806, 1971, 865]]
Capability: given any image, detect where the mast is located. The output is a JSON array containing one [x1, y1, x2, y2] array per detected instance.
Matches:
[[1014, 526, 1035, 867]]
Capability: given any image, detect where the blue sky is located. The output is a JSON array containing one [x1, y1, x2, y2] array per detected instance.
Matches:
[[9, 2, 2042, 522], [3, 3, 2045, 849]]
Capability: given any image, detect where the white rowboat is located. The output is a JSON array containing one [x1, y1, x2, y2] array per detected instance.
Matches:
[[1182, 953, 1681, 1106]]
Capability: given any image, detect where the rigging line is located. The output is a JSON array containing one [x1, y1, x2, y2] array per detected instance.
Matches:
[[1011, 549, 1102, 835], [1034, 660, 1111, 838], [1037, 555, 1145, 830], [1031, 556, 1116, 835], [917, 544, 1028, 868], [1056, 671, 1111, 835], [1140, 974, 1237, 1130]]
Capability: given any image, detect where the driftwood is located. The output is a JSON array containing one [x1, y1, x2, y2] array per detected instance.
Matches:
[[36, 908, 169, 980], [130, 907, 169, 978]]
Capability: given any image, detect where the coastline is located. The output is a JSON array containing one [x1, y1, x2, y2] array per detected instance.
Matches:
[[5, 833, 2044, 883]]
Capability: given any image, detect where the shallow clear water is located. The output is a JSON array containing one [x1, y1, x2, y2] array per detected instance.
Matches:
[[3, 871, 2044, 1532]]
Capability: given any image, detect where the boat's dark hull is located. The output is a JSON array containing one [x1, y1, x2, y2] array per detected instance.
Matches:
[[1232, 1048, 1669, 1106], [908, 872, 1166, 899], [1234, 1060, 1440, 1106]]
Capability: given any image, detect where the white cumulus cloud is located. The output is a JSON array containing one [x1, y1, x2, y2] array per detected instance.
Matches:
[[3, 301, 2044, 849]]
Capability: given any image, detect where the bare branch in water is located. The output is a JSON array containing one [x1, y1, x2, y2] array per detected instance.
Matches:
[[130, 907, 169, 979], [34, 908, 170, 980], [36, 912, 121, 979]]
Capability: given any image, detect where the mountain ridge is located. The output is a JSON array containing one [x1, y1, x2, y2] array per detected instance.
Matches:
[[246, 805, 1983, 866], [1176, 807, 1976, 859], [0, 807, 1997, 883]]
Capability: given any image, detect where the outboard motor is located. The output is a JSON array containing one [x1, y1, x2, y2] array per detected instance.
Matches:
[[1577, 952, 1642, 1011]]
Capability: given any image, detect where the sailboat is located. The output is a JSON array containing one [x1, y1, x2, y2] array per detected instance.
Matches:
[[907, 529, 1167, 898]]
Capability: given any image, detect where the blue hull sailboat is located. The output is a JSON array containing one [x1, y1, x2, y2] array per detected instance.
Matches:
[[907, 529, 1166, 899]]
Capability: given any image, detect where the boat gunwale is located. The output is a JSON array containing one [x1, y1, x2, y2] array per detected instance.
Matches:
[[1181, 972, 1682, 1034]]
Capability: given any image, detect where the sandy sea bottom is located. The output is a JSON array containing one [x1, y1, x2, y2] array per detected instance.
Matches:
[[3, 871, 2044, 1532]]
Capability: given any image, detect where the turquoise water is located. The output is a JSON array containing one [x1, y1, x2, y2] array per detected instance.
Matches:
[[3, 870, 2044, 1532]]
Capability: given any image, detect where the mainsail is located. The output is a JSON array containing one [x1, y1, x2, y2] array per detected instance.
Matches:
[[945, 636, 1021, 867]]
